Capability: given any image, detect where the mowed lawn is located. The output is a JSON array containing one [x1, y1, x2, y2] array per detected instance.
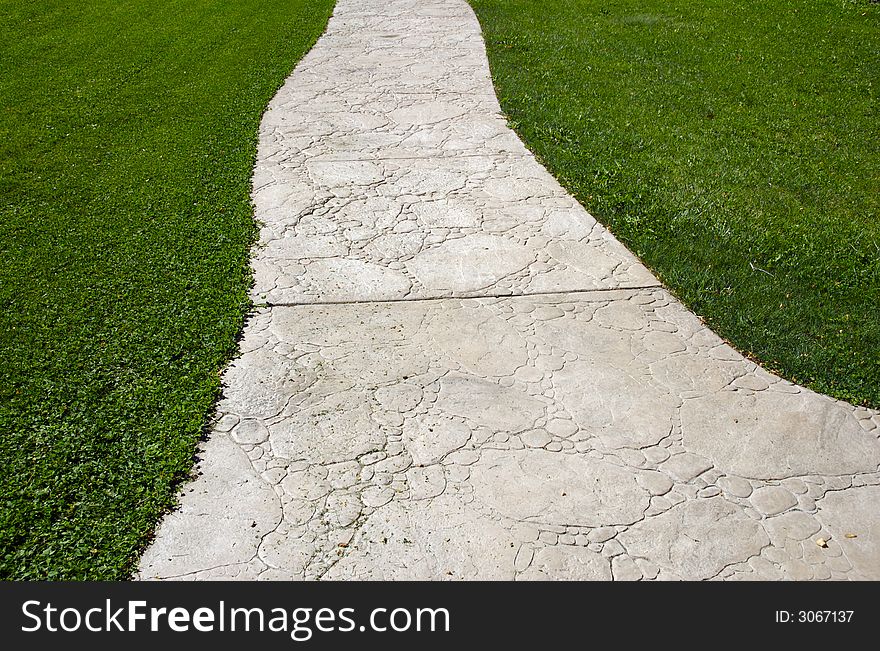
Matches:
[[470, 0, 879, 406], [0, 0, 333, 579]]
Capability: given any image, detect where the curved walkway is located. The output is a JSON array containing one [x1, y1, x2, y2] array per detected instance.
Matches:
[[140, 0, 880, 580]]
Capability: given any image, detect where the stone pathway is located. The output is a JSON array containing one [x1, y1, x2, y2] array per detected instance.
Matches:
[[139, 0, 880, 580]]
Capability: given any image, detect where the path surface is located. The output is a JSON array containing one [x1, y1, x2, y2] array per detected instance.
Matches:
[[140, 0, 880, 580]]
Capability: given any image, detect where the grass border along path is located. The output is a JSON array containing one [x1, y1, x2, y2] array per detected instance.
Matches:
[[469, 0, 879, 408], [0, 0, 334, 579]]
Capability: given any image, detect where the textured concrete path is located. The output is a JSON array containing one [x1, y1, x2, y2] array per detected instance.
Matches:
[[140, 0, 880, 580]]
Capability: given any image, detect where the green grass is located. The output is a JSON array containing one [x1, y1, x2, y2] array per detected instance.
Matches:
[[470, 0, 879, 406], [0, 0, 333, 579]]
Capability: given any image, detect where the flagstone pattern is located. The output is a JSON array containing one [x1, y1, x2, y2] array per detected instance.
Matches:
[[139, 0, 880, 581]]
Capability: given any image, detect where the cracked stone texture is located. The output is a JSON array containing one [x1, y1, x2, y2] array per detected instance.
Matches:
[[139, 0, 880, 581], [250, 0, 657, 304], [141, 293, 880, 581]]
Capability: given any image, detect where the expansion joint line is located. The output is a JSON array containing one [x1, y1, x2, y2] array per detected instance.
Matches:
[[258, 284, 664, 309]]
